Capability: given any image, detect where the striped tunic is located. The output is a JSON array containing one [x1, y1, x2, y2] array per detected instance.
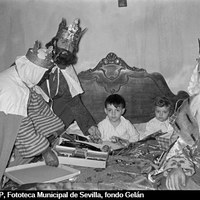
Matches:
[[15, 89, 64, 158]]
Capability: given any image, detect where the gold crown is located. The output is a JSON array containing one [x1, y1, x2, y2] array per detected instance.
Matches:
[[55, 18, 87, 53], [26, 41, 54, 68]]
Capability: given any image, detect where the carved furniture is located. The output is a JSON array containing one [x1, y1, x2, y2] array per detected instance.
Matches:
[[78, 52, 189, 124]]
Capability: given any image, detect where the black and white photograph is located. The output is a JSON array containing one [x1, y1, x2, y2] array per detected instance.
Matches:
[[0, 0, 200, 193]]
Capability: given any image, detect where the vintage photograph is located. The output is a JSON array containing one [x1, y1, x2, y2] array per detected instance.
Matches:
[[0, 0, 200, 192]]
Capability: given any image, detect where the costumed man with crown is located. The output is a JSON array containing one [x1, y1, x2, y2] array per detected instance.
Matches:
[[38, 18, 101, 142], [161, 39, 200, 190], [0, 41, 65, 188]]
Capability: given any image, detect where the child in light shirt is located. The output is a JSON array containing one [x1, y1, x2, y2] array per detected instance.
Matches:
[[142, 96, 174, 140], [98, 94, 139, 143]]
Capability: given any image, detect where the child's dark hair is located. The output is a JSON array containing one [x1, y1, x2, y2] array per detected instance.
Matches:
[[154, 96, 172, 109], [105, 94, 126, 108]]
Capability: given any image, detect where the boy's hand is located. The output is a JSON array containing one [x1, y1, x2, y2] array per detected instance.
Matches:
[[110, 136, 129, 147]]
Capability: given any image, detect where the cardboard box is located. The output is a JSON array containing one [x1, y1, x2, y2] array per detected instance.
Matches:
[[55, 145, 108, 168], [4, 161, 80, 184]]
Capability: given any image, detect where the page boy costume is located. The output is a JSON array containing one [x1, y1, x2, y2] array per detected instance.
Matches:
[[0, 41, 65, 185]]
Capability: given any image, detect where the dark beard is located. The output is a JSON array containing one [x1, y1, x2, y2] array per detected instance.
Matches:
[[46, 38, 78, 68], [54, 49, 78, 67]]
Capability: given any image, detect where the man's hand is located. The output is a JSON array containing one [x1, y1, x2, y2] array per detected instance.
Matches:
[[166, 167, 186, 190], [88, 126, 102, 144]]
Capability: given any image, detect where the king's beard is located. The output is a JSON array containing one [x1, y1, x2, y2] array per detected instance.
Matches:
[[53, 48, 78, 69]]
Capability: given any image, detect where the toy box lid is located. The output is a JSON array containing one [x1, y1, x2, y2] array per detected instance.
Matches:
[[55, 145, 109, 168], [4, 161, 80, 184]]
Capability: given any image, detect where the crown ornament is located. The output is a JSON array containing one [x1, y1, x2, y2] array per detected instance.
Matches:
[[55, 18, 87, 53], [26, 41, 54, 69]]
